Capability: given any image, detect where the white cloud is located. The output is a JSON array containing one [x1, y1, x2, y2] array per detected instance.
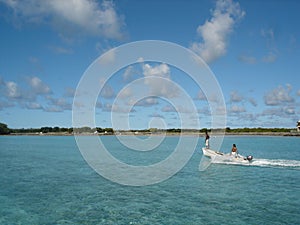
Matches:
[[43, 106, 64, 112], [261, 28, 274, 40], [143, 63, 179, 98], [1, 0, 125, 40], [195, 90, 207, 101], [195, 89, 221, 103], [0, 76, 75, 112], [25, 102, 43, 110], [46, 96, 72, 111], [122, 66, 136, 82], [5, 81, 21, 98], [49, 46, 73, 54], [248, 97, 257, 107], [230, 91, 243, 102], [283, 107, 295, 115], [261, 106, 296, 118], [130, 97, 159, 107], [102, 102, 112, 112], [28, 76, 51, 95], [229, 105, 246, 113], [99, 48, 116, 65], [118, 87, 133, 99], [106, 102, 135, 113], [161, 105, 175, 112], [136, 57, 144, 63], [264, 85, 294, 106], [143, 63, 170, 78], [238, 55, 257, 64], [64, 87, 75, 98], [297, 90, 300, 96], [190, 0, 245, 63], [161, 104, 194, 114], [261, 28, 278, 63], [262, 51, 277, 63], [100, 84, 115, 98]]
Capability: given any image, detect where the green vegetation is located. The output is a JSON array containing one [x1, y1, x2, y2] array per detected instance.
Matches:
[[0, 122, 296, 135], [225, 127, 292, 133], [0, 122, 113, 135], [0, 123, 10, 134]]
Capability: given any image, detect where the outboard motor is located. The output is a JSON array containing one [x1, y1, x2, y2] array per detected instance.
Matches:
[[246, 155, 253, 161]]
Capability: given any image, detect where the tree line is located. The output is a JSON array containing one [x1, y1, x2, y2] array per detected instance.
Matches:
[[0, 123, 114, 134], [0, 122, 294, 135]]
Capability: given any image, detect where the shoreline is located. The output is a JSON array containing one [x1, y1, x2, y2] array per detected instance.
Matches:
[[4, 131, 300, 137]]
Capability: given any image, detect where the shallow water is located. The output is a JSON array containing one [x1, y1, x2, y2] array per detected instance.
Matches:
[[0, 135, 299, 224]]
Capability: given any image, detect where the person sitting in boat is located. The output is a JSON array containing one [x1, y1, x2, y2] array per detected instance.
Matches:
[[231, 144, 238, 157], [205, 131, 210, 148]]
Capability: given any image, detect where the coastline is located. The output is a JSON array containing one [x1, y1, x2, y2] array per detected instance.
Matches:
[[4, 131, 300, 137]]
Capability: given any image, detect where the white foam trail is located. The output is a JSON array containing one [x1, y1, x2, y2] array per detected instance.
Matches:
[[211, 158, 300, 169], [251, 158, 300, 168]]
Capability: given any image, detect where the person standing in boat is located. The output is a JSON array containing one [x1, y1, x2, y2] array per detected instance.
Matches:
[[205, 131, 210, 149], [231, 144, 238, 157]]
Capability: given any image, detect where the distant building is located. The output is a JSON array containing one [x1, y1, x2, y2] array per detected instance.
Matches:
[[297, 120, 300, 132]]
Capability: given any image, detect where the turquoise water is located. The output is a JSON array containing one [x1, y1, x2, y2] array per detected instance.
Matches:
[[0, 135, 299, 224]]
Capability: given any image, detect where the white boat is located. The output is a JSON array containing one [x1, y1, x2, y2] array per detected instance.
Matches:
[[202, 147, 253, 164]]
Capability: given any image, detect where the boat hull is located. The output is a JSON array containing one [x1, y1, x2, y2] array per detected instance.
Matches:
[[202, 148, 252, 164]]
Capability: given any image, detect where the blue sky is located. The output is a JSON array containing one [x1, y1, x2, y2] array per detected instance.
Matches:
[[0, 0, 299, 129]]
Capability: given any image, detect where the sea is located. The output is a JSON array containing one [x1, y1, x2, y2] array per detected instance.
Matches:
[[0, 135, 299, 225]]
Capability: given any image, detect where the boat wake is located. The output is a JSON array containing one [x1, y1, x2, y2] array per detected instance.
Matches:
[[250, 158, 300, 169], [211, 157, 300, 169], [199, 147, 300, 171]]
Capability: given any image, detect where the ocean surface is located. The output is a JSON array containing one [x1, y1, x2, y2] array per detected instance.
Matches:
[[0, 135, 299, 225]]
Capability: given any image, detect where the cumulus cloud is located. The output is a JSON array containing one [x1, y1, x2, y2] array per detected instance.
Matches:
[[129, 97, 159, 107], [28, 76, 51, 95], [195, 90, 207, 101], [25, 102, 43, 110], [99, 47, 116, 65], [64, 87, 75, 98], [43, 106, 64, 112], [102, 102, 135, 113], [100, 84, 115, 98], [0, 76, 73, 112], [229, 104, 246, 113], [117, 87, 133, 99], [122, 65, 136, 82], [248, 97, 257, 107], [190, 0, 245, 63], [5, 81, 22, 98], [230, 91, 243, 102], [283, 106, 295, 115], [161, 105, 176, 112], [143, 63, 180, 98], [264, 85, 294, 106], [46, 96, 72, 111], [1, 0, 125, 40], [261, 107, 295, 118], [143, 63, 170, 79]]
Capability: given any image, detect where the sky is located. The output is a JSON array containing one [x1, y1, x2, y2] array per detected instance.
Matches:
[[0, 0, 299, 129]]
